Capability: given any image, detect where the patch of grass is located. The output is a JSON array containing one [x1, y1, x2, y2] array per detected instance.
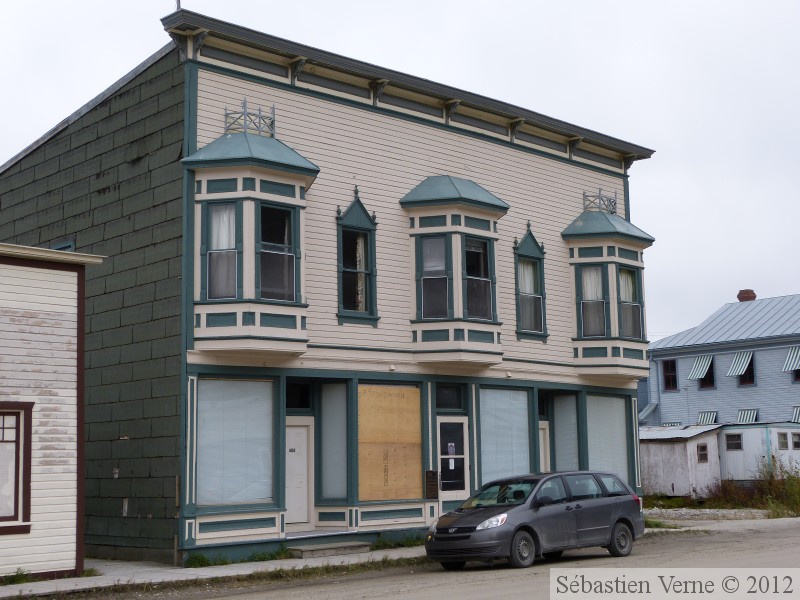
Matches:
[[248, 545, 292, 562], [184, 554, 231, 568], [644, 517, 681, 529], [1, 568, 35, 586], [702, 457, 800, 516], [80, 568, 100, 577], [643, 495, 700, 509], [370, 535, 425, 551]]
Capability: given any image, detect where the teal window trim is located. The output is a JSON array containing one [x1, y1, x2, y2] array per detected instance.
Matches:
[[416, 233, 454, 320], [574, 263, 610, 339], [336, 196, 379, 326], [514, 229, 548, 340], [462, 234, 497, 322], [434, 382, 468, 414], [256, 201, 303, 305], [200, 200, 243, 301], [617, 265, 644, 341]]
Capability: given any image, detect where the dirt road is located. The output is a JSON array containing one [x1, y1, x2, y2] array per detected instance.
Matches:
[[73, 517, 796, 600]]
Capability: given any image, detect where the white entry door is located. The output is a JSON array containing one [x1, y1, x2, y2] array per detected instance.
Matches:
[[285, 422, 312, 524], [437, 417, 470, 503], [539, 422, 551, 473]]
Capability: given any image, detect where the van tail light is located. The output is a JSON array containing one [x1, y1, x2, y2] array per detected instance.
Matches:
[[632, 493, 642, 512]]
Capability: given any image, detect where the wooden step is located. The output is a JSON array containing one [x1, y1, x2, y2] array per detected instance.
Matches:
[[286, 541, 372, 559]]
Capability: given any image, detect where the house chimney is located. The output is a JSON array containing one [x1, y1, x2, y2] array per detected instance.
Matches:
[[737, 289, 757, 302]]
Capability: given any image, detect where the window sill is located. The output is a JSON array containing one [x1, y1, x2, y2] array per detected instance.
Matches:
[[338, 312, 380, 327], [410, 318, 503, 326], [191, 502, 279, 516], [197, 299, 310, 308], [0, 523, 31, 535], [516, 330, 548, 342]]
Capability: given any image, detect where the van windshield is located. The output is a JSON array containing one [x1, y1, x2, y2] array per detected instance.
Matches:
[[460, 478, 540, 509]]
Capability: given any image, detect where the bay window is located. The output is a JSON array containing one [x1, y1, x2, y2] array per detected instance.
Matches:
[[619, 267, 643, 339]]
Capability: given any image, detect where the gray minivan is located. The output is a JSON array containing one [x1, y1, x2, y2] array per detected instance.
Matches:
[[425, 471, 644, 570]]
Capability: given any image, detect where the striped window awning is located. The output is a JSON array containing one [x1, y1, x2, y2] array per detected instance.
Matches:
[[792, 406, 800, 424], [698, 411, 717, 425], [738, 409, 758, 424], [727, 351, 753, 377], [687, 355, 713, 380], [782, 347, 800, 372]]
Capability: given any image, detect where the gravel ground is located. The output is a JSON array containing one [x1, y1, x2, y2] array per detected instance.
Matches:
[[645, 507, 768, 521]]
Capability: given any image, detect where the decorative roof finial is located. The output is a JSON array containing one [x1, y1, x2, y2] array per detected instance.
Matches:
[[336, 205, 342, 216], [354, 185, 360, 200]]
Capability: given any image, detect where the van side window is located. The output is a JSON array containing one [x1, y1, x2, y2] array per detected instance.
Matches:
[[564, 474, 603, 500], [598, 474, 627, 496], [534, 477, 568, 504]]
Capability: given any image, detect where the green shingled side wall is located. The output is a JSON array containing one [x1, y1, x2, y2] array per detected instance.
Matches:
[[0, 49, 184, 563]]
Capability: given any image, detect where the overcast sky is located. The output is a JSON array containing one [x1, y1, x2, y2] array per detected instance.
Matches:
[[2, 1, 797, 341]]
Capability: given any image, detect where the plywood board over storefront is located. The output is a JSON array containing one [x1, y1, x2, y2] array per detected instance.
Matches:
[[358, 385, 422, 501]]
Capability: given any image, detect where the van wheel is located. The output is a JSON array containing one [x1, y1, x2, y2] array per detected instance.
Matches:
[[607, 522, 633, 557], [543, 550, 563, 560], [441, 561, 466, 571], [508, 531, 536, 568]]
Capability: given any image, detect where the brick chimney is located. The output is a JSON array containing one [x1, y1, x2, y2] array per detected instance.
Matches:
[[737, 289, 757, 302]]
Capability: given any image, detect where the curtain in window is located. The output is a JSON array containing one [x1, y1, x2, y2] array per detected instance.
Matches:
[[422, 237, 447, 318], [581, 266, 605, 336], [355, 232, 366, 311], [619, 268, 635, 302], [553, 395, 579, 471], [197, 380, 273, 505], [519, 259, 542, 332], [587, 395, 629, 482], [208, 205, 236, 299], [321, 383, 348, 498], [479, 389, 530, 482]]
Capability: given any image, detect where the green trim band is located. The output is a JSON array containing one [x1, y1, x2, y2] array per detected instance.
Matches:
[[198, 517, 277, 533]]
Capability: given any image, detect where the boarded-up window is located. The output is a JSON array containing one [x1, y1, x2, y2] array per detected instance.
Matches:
[[358, 385, 422, 501]]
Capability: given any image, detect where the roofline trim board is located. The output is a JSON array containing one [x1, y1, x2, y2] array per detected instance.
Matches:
[[161, 9, 654, 160]]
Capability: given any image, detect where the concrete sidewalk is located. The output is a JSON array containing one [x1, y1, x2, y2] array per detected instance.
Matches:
[[3, 518, 794, 598], [0, 545, 427, 598]]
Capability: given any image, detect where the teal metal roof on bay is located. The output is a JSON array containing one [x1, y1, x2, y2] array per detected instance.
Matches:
[[182, 132, 320, 177], [560, 210, 654, 245], [651, 294, 800, 351], [400, 175, 509, 212]]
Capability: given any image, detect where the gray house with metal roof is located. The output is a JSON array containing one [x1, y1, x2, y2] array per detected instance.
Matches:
[[639, 291, 800, 490], [1, 9, 656, 563]]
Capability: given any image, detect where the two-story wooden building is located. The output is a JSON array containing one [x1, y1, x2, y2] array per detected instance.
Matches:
[[0, 10, 654, 563]]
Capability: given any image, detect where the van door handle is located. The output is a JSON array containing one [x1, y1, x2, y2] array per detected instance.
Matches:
[[575, 504, 583, 510], [565, 505, 574, 511]]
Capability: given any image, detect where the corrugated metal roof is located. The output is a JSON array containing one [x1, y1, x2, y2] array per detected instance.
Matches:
[[686, 354, 713, 380], [726, 351, 753, 377], [651, 295, 800, 351], [640, 424, 721, 440], [782, 346, 800, 372]]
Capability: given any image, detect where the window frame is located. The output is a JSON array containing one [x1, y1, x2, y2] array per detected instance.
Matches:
[[617, 265, 644, 340], [0, 402, 33, 535], [201, 201, 243, 301], [793, 370, 799, 383], [697, 443, 709, 463], [793, 433, 800, 451], [514, 229, 547, 340], [416, 234, 453, 320], [462, 235, 496, 322], [738, 355, 756, 386], [699, 358, 716, 390], [662, 359, 678, 392], [725, 433, 743, 451], [575, 263, 610, 339], [256, 202, 302, 304], [336, 194, 379, 325], [435, 383, 467, 414], [778, 432, 789, 450]]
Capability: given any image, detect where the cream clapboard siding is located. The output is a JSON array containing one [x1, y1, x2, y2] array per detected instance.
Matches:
[[0, 264, 78, 574], [196, 70, 628, 381]]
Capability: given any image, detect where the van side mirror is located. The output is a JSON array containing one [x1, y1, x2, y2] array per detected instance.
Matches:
[[534, 495, 554, 508]]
